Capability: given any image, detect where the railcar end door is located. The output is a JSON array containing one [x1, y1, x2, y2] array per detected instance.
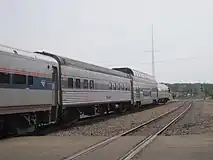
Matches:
[[130, 79, 134, 105], [51, 66, 58, 122]]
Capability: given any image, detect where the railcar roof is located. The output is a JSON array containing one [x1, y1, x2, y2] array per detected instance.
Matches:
[[0, 50, 57, 65], [112, 67, 155, 81], [35, 51, 129, 78], [157, 83, 169, 90]]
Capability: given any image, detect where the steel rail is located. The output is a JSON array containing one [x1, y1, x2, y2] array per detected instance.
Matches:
[[119, 102, 192, 160], [63, 102, 186, 160]]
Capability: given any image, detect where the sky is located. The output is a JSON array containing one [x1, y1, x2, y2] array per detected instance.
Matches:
[[0, 0, 213, 83]]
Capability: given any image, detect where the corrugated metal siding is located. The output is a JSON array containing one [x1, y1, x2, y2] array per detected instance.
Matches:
[[158, 91, 170, 99], [62, 89, 131, 105]]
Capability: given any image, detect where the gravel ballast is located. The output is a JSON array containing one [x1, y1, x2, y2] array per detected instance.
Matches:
[[162, 101, 213, 135], [50, 102, 182, 137], [129, 103, 189, 136]]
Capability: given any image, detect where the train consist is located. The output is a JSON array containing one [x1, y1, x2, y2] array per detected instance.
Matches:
[[0, 50, 172, 135]]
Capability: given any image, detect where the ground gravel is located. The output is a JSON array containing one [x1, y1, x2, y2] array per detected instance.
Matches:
[[50, 102, 182, 137], [129, 103, 189, 136], [162, 101, 213, 135]]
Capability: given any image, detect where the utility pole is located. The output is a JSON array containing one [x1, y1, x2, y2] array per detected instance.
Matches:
[[200, 84, 205, 100], [151, 24, 155, 78], [144, 24, 159, 78]]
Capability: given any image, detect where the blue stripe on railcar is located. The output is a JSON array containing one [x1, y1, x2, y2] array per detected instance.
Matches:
[[0, 76, 52, 90], [29, 77, 52, 90]]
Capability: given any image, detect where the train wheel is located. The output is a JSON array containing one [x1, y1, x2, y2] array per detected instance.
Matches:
[[62, 108, 80, 123], [99, 106, 105, 116], [162, 99, 166, 104], [136, 102, 141, 108], [153, 100, 158, 105], [119, 104, 128, 113], [0, 121, 8, 138]]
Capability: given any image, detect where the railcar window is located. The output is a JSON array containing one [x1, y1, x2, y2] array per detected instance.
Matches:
[[28, 76, 33, 85], [68, 78, 73, 88], [113, 83, 116, 90], [143, 91, 150, 96], [125, 84, 128, 90], [0, 72, 10, 84], [89, 80, 94, 89], [121, 84, 124, 90], [109, 83, 112, 89], [127, 85, 130, 91], [151, 88, 155, 92], [84, 79, 88, 89], [12, 74, 26, 84], [75, 79, 81, 88], [117, 83, 121, 90]]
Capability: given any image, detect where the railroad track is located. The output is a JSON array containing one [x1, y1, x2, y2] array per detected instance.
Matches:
[[37, 101, 176, 136], [0, 101, 176, 139], [63, 101, 192, 160], [74, 101, 175, 127]]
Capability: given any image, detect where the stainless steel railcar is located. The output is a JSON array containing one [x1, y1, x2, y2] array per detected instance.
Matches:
[[112, 68, 158, 106], [42, 52, 134, 122], [157, 83, 172, 104], [0, 50, 58, 135], [60, 65, 132, 121]]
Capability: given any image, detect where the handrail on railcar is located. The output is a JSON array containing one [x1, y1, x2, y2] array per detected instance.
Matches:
[[34, 51, 63, 123]]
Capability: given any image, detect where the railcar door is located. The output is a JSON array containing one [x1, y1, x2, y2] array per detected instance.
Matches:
[[130, 78, 134, 105], [156, 87, 159, 100], [50, 66, 58, 122]]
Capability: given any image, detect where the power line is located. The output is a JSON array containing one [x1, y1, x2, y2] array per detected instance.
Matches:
[[140, 54, 213, 65]]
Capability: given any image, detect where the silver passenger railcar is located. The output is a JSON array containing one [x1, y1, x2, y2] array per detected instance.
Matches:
[[60, 65, 132, 121], [0, 50, 58, 135], [157, 83, 171, 104], [112, 68, 158, 106]]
